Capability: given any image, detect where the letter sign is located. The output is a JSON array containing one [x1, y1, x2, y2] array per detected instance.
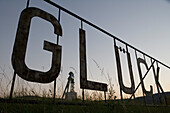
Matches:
[[11, 7, 62, 83], [79, 28, 107, 91], [114, 45, 135, 94], [137, 58, 153, 96]]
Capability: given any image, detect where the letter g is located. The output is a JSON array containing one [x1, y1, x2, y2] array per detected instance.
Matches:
[[12, 7, 62, 83]]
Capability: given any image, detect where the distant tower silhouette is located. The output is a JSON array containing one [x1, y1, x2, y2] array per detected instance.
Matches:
[[62, 72, 77, 100]]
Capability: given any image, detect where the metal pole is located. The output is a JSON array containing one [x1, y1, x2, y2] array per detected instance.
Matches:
[[126, 45, 135, 99], [82, 89, 84, 102], [56, 8, 61, 45], [9, 71, 16, 100], [81, 20, 83, 29], [113, 39, 123, 100], [26, 0, 30, 8], [53, 80, 56, 103], [53, 8, 61, 104], [104, 91, 106, 103]]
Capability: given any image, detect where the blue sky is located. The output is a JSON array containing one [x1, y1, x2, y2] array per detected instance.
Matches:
[[1, 0, 170, 98]]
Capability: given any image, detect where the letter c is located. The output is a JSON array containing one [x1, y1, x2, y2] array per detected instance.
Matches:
[[137, 58, 153, 96]]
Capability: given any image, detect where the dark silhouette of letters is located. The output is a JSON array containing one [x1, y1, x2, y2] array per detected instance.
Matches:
[[137, 58, 153, 96], [114, 45, 135, 95], [12, 7, 62, 83], [79, 28, 107, 91]]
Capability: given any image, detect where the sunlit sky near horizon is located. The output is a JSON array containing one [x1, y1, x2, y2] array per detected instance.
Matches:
[[1, 0, 170, 98]]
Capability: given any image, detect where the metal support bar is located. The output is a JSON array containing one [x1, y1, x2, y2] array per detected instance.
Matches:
[[120, 87, 123, 100], [53, 80, 56, 103], [126, 44, 135, 99], [114, 40, 123, 100], [9, 71, 16, 100], [80, 21, 84, 103], [81, 20, 83, 29], [56, 8, 61, 45], [104, 91, 106, 103], [82, 89, 84, 102], [44, 0, 170, 70], [26, 0, 30, 8], [53, 8, 61, 103]]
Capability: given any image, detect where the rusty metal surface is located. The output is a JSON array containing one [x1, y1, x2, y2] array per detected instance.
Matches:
[[137, 58, 153, 96], [11, 7, 62, 83], [114, 45, 135, 95], [79, 28, 107, 91]]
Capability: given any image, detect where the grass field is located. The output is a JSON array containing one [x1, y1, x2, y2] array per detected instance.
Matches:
[[1, 67, 170, 113], [1, 99, 170, 113]]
